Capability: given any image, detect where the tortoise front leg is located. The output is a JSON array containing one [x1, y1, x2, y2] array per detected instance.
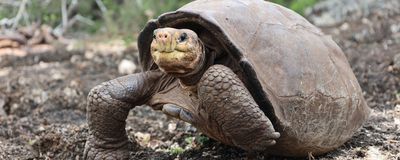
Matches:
[[83, 71, 163, 160], [197, 65, 280, 151]]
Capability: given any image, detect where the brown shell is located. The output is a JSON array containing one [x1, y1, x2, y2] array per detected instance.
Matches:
[[138, 0, 370, 156]]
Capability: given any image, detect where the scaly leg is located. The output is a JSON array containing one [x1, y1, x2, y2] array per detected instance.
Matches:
[[197, 64, 280, 151], [84, 71, 164, 160]]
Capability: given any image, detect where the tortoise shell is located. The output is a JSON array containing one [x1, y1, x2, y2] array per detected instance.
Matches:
[[138, 0, 369, 156]]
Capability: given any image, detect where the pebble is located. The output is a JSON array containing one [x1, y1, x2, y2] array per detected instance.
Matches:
[[365, 146, 386, 160], [118, 59, 137, 75], [0, 93, 6, 116], [168, 123, 177, 133], [393, 54, 400, 70], [339, 23, 349, 31], [134, 132, 151, 146]]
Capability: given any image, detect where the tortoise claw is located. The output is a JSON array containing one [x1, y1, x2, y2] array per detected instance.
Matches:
[[270, 132, 280, 139], [265, 139, 277, 146], [162, 104, 194, 123], [162, 104, 181, 117]]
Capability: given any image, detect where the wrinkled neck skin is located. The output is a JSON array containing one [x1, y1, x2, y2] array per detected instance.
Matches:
[[175, 42, 215, 87]]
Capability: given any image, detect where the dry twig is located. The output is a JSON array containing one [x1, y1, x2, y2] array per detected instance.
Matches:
[[11, 0, 28, 29]]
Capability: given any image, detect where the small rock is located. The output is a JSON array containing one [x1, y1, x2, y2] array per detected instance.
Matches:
[[339, 22, 349, 31], [148, 140, 163, 149], [361, 18, 371, 25], [394, 105, 400, 126], [118, 59, 137, 75], [63, 87, 77, 98], [390, 24, 400, 33], [9, 103, 19, 115], [393, 54, 400, 70], [393, 33, 400, 43], [365, 146, 386, 160], [37, 126, 46, 132], [70, 55, 82, 63], [0, 92, 7, 116], [0, 106, 5, 116], [0, 67, 11, 77], [168, 123, 177, 133], [52, 72, 65, 80], [134, 132, 151, 146], [84, 51, 95, 59]]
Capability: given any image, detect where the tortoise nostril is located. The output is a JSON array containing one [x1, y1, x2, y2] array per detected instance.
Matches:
[[156, 33, 169, 40]]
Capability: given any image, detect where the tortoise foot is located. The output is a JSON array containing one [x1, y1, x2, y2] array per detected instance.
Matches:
[[84, 137, 132, 160], [84, 72, 163, 160], [198, 65, 280, 151]]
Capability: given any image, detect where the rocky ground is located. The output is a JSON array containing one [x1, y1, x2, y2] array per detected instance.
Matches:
[[0, 0, 399, 159]]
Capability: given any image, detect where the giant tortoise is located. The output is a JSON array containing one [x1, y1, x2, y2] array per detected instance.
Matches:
[[83, 0, 370, 159]]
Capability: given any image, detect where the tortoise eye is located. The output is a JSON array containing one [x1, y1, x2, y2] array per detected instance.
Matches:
[[178, 33, 188, 42], [153, 30, 157, 39]]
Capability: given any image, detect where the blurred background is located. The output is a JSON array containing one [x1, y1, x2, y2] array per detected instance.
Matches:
[[0, 0, 399, 159], [0, 0, 315, 40]]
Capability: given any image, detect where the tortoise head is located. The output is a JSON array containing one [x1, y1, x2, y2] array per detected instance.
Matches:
[[150, 28, 204, 76]]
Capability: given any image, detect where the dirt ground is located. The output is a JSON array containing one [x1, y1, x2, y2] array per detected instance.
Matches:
[[0, 1, 399, 160]]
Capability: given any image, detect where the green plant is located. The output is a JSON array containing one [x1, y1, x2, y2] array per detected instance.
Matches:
[[270, 0, 317, 15], [289, 0, 317, 14], [184, 136, 195, 145], [168, 145, 185, 155], [195, 135, 209, 146]]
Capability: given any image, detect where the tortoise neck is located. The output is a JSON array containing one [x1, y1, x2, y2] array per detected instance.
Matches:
[[178, 47, 214, 86]]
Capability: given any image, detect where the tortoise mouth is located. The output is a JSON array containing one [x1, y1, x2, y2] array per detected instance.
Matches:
[[151, 50, 200, 74]]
